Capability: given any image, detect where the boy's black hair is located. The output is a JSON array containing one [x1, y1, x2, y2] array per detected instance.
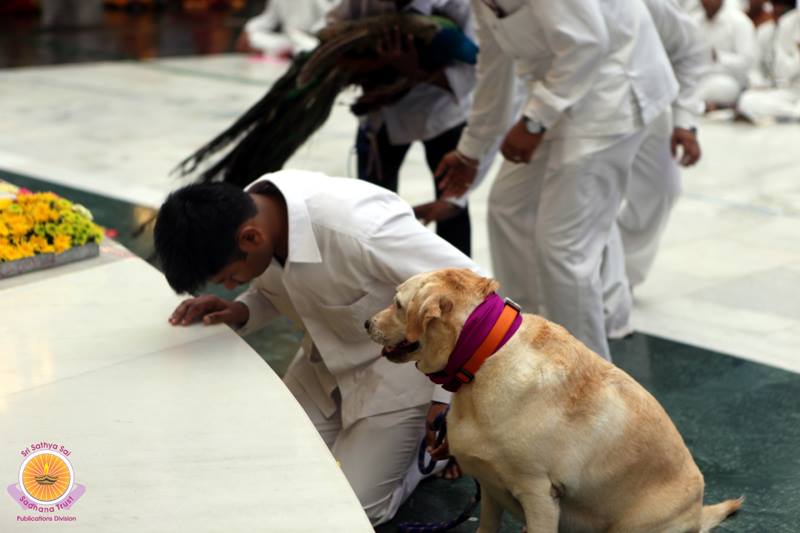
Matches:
[[154, 182, 258, 294]]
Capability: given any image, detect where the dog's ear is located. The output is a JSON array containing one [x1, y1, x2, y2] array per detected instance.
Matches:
[[406, 293, 454, 342], [478, 277, 500, 298]]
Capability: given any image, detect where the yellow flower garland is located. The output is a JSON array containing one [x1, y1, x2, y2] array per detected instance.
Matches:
[[0, 191, 105, 262]]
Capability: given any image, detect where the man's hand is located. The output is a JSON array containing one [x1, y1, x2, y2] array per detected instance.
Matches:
[[425, 402, 462, 479], [501, 119, 544, 164], [671, 127, 701, 167], [378, 26, 425, 81], [413, 200, 463, 226], [169, 295, 249, 328], [426, 402, 450, 460], [436, 151, 478, 199]]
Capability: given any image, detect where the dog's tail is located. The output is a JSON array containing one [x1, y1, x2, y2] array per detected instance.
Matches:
[[700, 497, 744, 532]]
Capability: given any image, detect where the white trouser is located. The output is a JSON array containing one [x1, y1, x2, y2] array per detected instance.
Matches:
[[284, 361, 428, 526], [488, 127, 648, 360], [738, 89, 800, 122], [602, 112, 681, 336], [696, 72, 745, 106]]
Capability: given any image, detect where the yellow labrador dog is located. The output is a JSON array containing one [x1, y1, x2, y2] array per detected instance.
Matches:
[[366, 268, 742, 533]]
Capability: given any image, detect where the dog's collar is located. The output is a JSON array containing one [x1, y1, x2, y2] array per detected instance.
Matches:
[[425, 293, 522, 392]]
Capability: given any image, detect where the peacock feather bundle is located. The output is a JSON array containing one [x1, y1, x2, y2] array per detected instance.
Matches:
[[174, 13, 478, 188]]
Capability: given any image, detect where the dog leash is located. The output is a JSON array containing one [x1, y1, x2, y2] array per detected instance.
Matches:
[[396, 410, 482, 533]]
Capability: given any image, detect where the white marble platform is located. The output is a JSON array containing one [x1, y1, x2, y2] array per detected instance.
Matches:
[[1, 55, 799, 374], [0, 252, 372, 532]]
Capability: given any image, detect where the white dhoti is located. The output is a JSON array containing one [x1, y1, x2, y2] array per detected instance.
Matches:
[[488, 126, 649, 361], [738, 88, 800, 122], [696, 72, 746, 106]]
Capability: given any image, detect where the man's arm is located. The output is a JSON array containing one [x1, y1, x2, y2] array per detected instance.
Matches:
[[455, 0, 517, 161]]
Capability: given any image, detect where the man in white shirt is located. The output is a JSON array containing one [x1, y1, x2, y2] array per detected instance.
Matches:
[[604, 0, 711, 337], [694, 0, 757, 109], [236, 0, 335, 56], [434, 0, 678, 360], [327, 0, 477, 256], [153, 171, 476, 525], [739, 0, 800, 122]]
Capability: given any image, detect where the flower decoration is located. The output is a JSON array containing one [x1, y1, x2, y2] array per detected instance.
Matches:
[[0, 192, 104, 262]]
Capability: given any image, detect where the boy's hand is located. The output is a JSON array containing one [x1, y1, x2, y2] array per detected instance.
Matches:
[[169, 296, 249, 328], [436, 150, 478, 199]]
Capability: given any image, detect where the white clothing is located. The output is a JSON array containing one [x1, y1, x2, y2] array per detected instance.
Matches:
[[738, 87, 800, 120], [236, 171, 478, 428], [245, 0, 334, 54], [462, 0, 676, 358], [773, 9, 800, 87], [609, 0, 707, 308], [285, 360, 429, 525], [751, 19, 777, 87], [457, 0, 678, 160], [697, 71, 747, 103], [644, 0, 711, 128], [693, 6, 757, 101], [327, 0, 476, 145], [741, 9, 800, 121], [604, 111, 679, 336], [488, 128, 651, 361], [620, 112, 680, 287]]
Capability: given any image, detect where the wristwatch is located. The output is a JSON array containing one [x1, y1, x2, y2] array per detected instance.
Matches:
[[524, 116, 546, 134]]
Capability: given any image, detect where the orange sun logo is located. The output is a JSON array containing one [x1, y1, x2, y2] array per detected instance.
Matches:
[[20, 452, 73, 504]]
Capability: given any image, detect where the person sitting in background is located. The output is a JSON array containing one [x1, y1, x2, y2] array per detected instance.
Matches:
[[739, 0, 800, 122], [235, 0, 336, 57], [694, 0, 757, 110]]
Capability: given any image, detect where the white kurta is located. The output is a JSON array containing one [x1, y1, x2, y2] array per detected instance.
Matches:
[[464, 0, 676, 359], [235, 171, 477, 428], [693, 6, 757, 104], [326, 0, 475, 145]]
